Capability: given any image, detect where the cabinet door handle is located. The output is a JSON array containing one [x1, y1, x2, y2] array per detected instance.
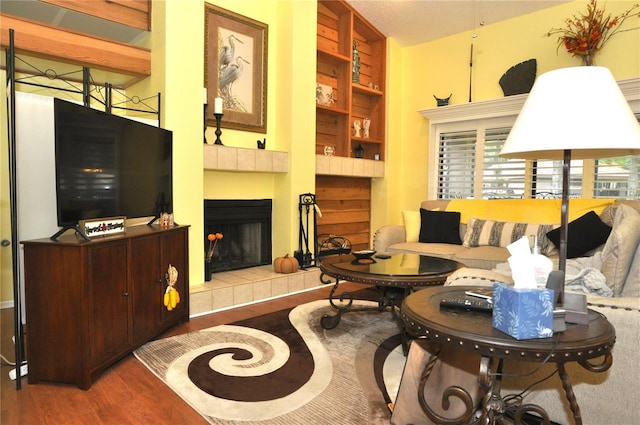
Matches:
[[123, 292, 129, 297]]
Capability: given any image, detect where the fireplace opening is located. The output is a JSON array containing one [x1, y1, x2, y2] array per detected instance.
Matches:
[[204, 199, 272, 280]]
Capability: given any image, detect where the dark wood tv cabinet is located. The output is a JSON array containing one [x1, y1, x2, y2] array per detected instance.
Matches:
[[22, 224, 190, 389]]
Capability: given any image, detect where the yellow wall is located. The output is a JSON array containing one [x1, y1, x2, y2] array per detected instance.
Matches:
[[128, 0, 317, 286]]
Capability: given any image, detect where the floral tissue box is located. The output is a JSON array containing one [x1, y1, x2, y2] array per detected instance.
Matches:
[[492, 283, 554, 340]]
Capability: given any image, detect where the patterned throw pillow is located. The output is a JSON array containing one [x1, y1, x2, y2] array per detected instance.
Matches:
[[463, 217, 557, 255]]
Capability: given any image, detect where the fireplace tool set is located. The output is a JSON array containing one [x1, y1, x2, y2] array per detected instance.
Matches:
[[296, 193, 318, 269]]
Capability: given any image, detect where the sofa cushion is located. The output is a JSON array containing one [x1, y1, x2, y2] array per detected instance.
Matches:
[[622, 246, 640, 297], [601, 205, 640, 296], [454, 246, 512, 270], [546, 211, 612, 259], [402, 210, 421, 243], [388, 242, 462, 258], [418, 209, 462, 245], [462, 217, 556, 254], [403, 208, 441, 243]]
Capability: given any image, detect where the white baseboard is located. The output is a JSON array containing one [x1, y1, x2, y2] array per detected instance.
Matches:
[[1, 300, 15, 309]]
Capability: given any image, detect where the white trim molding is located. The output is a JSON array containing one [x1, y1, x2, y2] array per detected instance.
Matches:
[[419, 76, 640, 124]]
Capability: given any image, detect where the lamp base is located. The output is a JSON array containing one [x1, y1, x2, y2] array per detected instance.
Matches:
[[561, 292, 588, 325]]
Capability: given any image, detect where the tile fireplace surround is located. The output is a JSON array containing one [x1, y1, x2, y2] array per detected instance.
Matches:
[[189, 265, 322, 316]]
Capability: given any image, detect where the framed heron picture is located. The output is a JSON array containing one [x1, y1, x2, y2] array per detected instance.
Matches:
[[205, 4, 268, 133]]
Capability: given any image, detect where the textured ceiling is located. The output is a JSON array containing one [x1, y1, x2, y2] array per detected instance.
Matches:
[[345, 0, 571, 47]]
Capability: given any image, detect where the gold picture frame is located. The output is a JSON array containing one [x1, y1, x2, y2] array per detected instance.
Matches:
[[205, 4, 268, 133]]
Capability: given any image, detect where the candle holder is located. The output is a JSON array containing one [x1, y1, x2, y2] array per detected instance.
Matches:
[[203, 104, 208, 144], [214, 113, 223, 145]]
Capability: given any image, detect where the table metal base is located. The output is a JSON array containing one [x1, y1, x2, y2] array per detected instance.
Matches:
[[319, 275, 410, 353], [415, 345, 613, 425]]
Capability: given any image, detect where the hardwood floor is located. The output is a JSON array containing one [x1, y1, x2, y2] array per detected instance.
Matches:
[[0, 282, 362, 425]]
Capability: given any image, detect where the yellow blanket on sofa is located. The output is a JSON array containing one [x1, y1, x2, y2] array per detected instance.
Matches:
[[446, 199, 615, 224]]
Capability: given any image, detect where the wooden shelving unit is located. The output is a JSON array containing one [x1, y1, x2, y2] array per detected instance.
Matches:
[[315, 1, 385, 252], [316, 0, 386, 161]]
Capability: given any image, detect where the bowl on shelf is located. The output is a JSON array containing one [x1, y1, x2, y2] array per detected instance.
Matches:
[[352, 249, 376, 260]]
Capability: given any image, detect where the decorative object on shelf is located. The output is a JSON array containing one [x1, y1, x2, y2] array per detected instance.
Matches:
[[374, 153, 380, 161], [273, 253, 299, 274], [499, 59, 537, 96], [353, 120, 361, 137], [363, 118, 371, 138], [160, 212, 174, 228], [79, 216, 126, 238], [546, 0, 640, 66], [316, 83, 335, 106], [324, 145, 335, 156], [355, 143, 364, 158], [205, 3, 268, 133], [434, 94, 451, 107], [257, 138, 266, 149], [163, 264, 180, 311], [368, 82, 373, 89], [352, 40, 360, 83], [374, 84, 379, 91]]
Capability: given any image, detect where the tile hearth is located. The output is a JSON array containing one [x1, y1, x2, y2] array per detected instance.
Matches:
[[189, 265, 323, 317]]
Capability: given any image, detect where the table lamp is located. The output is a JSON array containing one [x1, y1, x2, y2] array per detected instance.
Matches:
[[500, 66, 640, 310]]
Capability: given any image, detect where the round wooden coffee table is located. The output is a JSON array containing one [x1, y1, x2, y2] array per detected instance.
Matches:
[[319, 253, 463, 350], [400, 285, 616, 425]]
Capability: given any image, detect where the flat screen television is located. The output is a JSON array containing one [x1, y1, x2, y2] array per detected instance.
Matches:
[[53, 98, 173, 235]]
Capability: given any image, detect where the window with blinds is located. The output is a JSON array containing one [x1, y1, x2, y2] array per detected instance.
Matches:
[[592, 113, 640, 199], [434, 110, 639, 200], [437, 130, 475, 199], [482, 127, 525, 198]]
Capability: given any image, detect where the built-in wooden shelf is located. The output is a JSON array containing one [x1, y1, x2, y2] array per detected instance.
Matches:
[[204, 144, 288, 173], [315, 154, 384, 178]]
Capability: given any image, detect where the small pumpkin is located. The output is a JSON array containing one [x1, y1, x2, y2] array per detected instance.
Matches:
[[273, 253, 299, 274]]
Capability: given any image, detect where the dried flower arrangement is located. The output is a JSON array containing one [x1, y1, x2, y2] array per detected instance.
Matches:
[[547, 0, 640, 65]]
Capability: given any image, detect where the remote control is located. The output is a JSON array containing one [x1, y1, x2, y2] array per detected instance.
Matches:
[[440, 296, 493, 313]]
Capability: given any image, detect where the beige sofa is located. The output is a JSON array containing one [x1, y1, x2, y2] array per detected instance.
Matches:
[[386, 199, 640, 425]]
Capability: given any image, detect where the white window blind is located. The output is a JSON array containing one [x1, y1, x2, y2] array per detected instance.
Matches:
[[531, 160, 583, 198], [593, 113, 640, 200], [437, 130, 476, 199], [482, 127, 525, 199]]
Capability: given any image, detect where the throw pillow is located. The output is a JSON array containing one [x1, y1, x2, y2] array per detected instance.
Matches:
[[418, 209, 462, 245], [403, 208, 440, 243], [402, 210, 421, 243], [600, 205, 640, 296], [546, 211, 612, 259], [462, 217, 556, 254]]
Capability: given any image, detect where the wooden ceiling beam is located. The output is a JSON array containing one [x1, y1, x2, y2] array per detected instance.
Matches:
[[0, 13, 151, 78]]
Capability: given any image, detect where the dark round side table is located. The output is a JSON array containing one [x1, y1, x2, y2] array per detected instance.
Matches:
[[319, 253, 463, 352], [400, 285, 616, 425]]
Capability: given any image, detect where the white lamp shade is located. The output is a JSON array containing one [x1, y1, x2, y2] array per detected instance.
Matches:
[[500, 66, 640, 160]]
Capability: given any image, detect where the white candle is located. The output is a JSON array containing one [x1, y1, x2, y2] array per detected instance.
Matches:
[[214, 97, 223, 114], [203, 88, 208, 104]]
